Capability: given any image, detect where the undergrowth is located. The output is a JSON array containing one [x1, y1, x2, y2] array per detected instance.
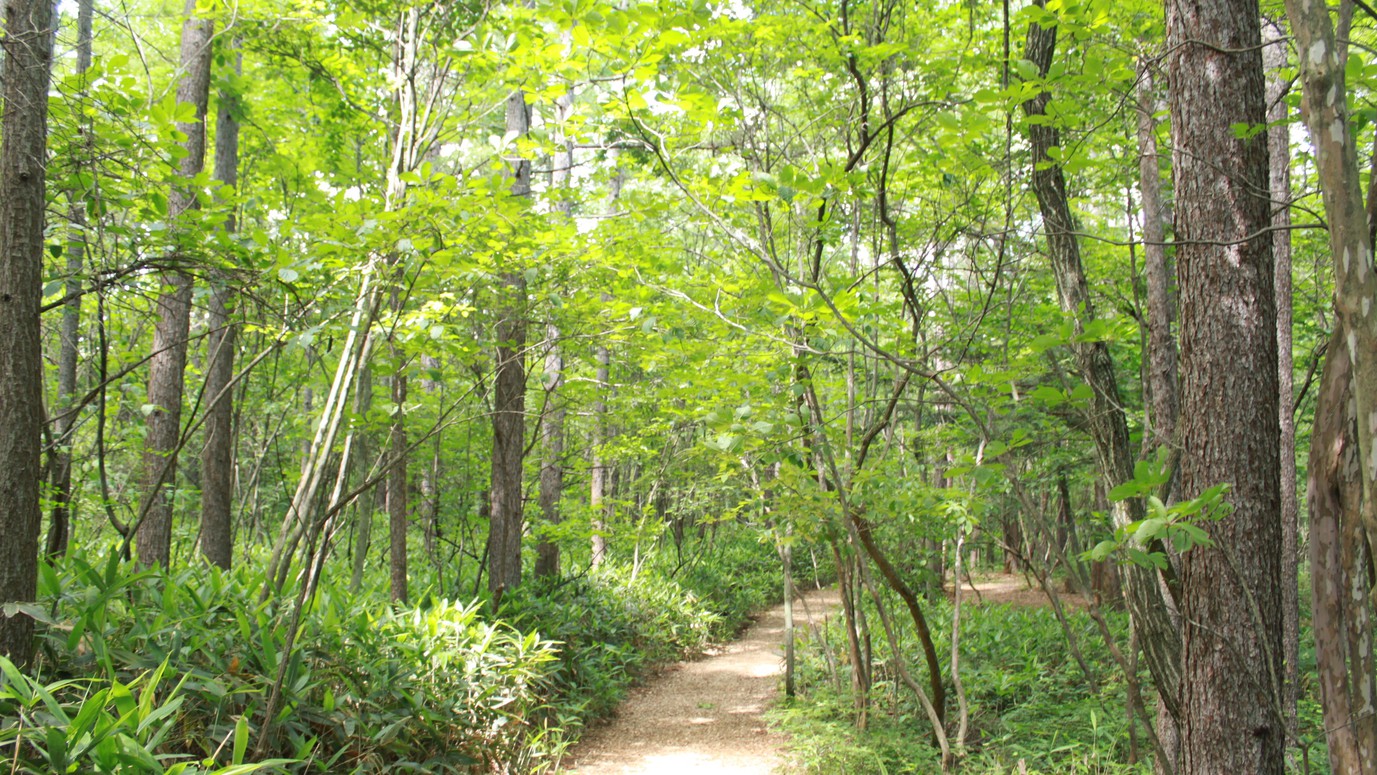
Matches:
[[771, 590, 1153, 775], [0, 527, 807, 773]]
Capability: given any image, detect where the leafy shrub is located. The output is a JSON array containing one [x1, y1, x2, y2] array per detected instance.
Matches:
[[6, 551, 560, 773], [773, 590, 1154, 774]]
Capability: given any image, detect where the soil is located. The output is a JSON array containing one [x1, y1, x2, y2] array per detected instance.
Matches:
[[558, 586, 840, 774]]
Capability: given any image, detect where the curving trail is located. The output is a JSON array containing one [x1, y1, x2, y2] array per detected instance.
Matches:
[[559, 586, 839, 775]]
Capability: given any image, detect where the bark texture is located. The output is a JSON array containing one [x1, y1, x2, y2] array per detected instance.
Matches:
[[1262, 17, 1300, 744], [1135, 61, 1178, 458], [535, 323, 564, 579], [1021, 5, 1182, 720], [1168, 1, 1284, 771], [48, 0, 95, 559], [590, 340, 611, 567], [0, 0, 55, 666], [488, 88, 531, 600], [1307, 326, 1377, 773], [1282, 1, 1377, 768], [200, 40, 242, 570], [138, 0, 214, 566], [388, 369, 408, 604]]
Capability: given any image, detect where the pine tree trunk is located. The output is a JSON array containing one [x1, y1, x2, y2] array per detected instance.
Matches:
[[1168, 1, 1284, 770], [0, 0, 55, 666], [138, 0, 214, 566], [199, 39, 242, 570]]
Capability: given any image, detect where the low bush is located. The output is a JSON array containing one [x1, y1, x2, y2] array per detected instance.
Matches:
[[2, 551, 560, 773], [772, 590, 1153, 774]]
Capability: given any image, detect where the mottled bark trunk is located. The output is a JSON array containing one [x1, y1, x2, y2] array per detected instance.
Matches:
[[199, 39, 242, 570], [1021, 5, 1182, 720], [138, 0, 214, 566], [1283, 2, 1377, 769], [0, 0, 54, 666], [488, 88, 531, 601], [47, 0, 95, 559], [1307, 326, 1377, 773], [1168, 1, 1284, 771]]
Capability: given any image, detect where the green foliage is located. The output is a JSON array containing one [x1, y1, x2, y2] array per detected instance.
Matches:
[[772, 593, 1153, 774], [12, 551, 561, 773]]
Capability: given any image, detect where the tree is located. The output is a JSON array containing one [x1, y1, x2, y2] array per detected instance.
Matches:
[[47, 0, 95, 559], [1167, 0, 1284, 770], [0, 0, 55, 666], [1279, 0, 1377, 768], [1021, 0, 1182, 725], [137, 0, 215, 567], [199, 37, 242, 570], [488, 86, 531, 602]]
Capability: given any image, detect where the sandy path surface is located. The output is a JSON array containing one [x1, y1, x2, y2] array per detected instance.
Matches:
[[559, 586, 839, 775]]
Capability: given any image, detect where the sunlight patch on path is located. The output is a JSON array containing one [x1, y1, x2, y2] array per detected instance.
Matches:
[[559, 587, 839, 774]]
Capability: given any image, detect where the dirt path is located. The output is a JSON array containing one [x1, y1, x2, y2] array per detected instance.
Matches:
[[559, 586, 839, 775]]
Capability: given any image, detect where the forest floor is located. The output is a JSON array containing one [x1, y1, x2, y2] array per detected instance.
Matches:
[[558, 585, 840, 774], [558, 574, 1062, 774]]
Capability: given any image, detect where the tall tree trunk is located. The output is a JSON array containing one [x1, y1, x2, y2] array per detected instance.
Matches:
[[349, 366, 375, 594], [488, 88, 531, 602], [590, 339, 610, 567], [1283, 2, 1377, 768], [1135, 59, 1178, 459], [1168, 1, 1284, 771], [47, 0, 95, 559], [0, 0, 55, 666], [535, 323, 564, 579], [1306, 326, 1377, 773], [1261, 17, 1301, 748], [388, 366, 408, 604], [1021, 4, 1183, 722], [199, 38, 242, 570], [137, 0, 214, 566]]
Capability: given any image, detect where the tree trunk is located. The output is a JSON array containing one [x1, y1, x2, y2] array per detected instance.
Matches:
[[535, 323, 564, 579], [349, 366, 375, 594], [0, 0, 55, 666], [1168, 1, 1284, 771], [1286, 0, 1377, 587], [388, 367, 408, 604], [590, 339, 610, 566], [47, 0, 95, 559], [1021, 4, 1183, 720], [199, 38, 242, 570], [1307, 326, 1377, 773], [1283, 2, 1377, 769], [1135, 59, 1179, 461], [1261, 17, 1301, 748], [488, 88, 531, 602], [137, 0, 214, 567]]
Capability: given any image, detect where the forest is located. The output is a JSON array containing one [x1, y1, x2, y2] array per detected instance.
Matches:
[[0, 0, 1373, 772]]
